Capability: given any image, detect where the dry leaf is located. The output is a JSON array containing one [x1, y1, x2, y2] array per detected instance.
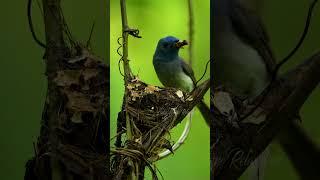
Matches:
[[64, 91, 96, 111], [71, 111, 83, 123], [145, 85, 160, 94], [131, 91, 140, 101], [127, 83, 135, 90], [82, 69, 99, 81], [213, 91, 234, 115], [54, 70, 80, 86], [175, 90, 184, 98]]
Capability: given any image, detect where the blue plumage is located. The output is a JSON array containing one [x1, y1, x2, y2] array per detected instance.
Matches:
[[153, 36, 194, 92]]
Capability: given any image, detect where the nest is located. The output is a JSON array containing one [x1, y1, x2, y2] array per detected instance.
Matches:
[[27, 45, 110, 180], [111, 77, 197, 179], [211, 87, 276, 175]]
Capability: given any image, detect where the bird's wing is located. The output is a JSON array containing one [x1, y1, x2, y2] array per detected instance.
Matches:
[[229, 1, 276, 74], [180, 58, 197, 86]]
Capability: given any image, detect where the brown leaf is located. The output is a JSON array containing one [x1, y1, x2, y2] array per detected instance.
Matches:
[[54, 70, 80, 86], [64, 91, 96, 112], [82, 69, 99, 81], [145, 85, 161, 94]]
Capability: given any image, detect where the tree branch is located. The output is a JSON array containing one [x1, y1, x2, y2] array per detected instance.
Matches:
[[211, 51, 320, 179], [42, 0, 66, 73], [278, 120, 320, 179]]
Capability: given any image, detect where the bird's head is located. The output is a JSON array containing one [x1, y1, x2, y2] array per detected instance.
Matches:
[[154, 36, 188, 59]]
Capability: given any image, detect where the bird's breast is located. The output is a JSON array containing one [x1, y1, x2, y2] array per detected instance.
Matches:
[[153, 59, 194, 92], [213, 30, 269, 97]]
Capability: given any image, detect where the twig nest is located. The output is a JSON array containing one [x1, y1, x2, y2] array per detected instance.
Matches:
[[213, 87, 269, 127], [52, 46, 108, 147], [124, 77, 194, 157], [34, 44, 109, 179], [211, 87, 274, 176], [111, 77, 203, 180]]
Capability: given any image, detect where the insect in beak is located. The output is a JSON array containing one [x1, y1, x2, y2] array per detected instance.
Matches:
[[175, 40, 188, 48]]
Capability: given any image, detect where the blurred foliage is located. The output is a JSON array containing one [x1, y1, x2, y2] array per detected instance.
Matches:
[[110, 0, 210, 179]]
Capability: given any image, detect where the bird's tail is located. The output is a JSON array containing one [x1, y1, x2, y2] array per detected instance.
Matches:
[[197, 100, 212, 126], [248, 146, 270, 180]]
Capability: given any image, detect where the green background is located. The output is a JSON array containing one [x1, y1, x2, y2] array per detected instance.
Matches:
[[0, 0, 320, 180], [110, 0, 210, 179], [0, 1, 107, 179]]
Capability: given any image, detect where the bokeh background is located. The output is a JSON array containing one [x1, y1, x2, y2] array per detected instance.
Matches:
[[110, 0, 210, 179], [0, 1, 107, 179]]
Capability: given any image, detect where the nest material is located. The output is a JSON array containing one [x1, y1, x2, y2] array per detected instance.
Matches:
[[126, 77, 192, 157], [111, 77, 198, 179], [211, 87, 276, 177], [30, 46, 110, 179]]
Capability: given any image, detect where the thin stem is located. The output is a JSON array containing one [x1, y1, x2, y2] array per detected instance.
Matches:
[[187, 0, 194, 66], [28, 0, 46, 48], [120, 0, 132, 83], [120, 0, 140, 179]]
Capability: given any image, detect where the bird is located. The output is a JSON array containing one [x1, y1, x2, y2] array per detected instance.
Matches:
[[213, 0, 275, 97], [153, 36, 195, 92], [153, 36, 211, 124], [212, 0, 276, 179]]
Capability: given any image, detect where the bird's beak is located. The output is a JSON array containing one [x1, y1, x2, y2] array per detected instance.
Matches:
[[175, 40, 188, 48]]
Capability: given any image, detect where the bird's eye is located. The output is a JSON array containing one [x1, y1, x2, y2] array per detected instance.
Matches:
[[163, 43, 168, 48]]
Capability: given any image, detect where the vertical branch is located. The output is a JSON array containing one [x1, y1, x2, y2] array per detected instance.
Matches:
[[119, 0, 132, 142], [187, 0, 194, 66], [42, 0, 66, 73], [41, 0, 66, 179], [120, 0, 133, 83], [119, 0, 142, 179], [119, 0, 132, 147], [41, 0, 68, 179]]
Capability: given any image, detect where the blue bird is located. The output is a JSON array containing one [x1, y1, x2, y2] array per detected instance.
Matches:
[[153, 36, 194, 92], [153, 36, 211, 125]]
